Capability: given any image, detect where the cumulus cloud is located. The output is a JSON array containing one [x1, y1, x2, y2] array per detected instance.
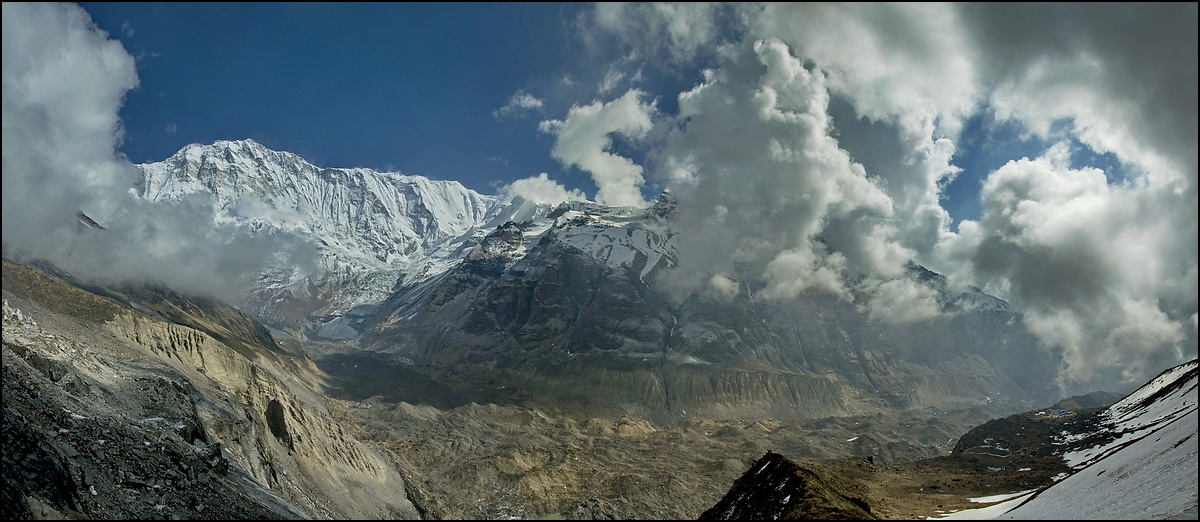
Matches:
[[859, 277, 942, 325], [937, 5, 1196, 392], [654, 39, 914, 306], [588, 3, 742, 65], [493, 89, 544, 118], [539, 89, 655, 207], [584, 3, 1197, 391], [1, 2, 316, 305], [500, 173, 585, 206], [754, 3, 979, 140], [959, 3, 1198, 186], [939, 143, 1196, 392]]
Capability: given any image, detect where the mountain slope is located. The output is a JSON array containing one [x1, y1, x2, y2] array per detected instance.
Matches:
[[699, 358, 1198, 520], [135, 141, 1063, 425], [352, 194, 1059, 423], [135, 139, 541, 334], [1, 258, 423, 519], [995, 359, 1198, 520]]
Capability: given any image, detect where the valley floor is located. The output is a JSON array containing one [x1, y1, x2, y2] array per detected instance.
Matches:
[[324, 390, 1061, 520]]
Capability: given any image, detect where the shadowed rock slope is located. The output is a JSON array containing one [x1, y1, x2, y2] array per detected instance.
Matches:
[[699, 451, 877, 520], [350, 196, 1063, 426], [2, 258, 421, 520]]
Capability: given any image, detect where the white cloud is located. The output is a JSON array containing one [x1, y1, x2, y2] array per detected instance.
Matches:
[[655, 38, 915, 305], [582, 2, 1196, 389], [598, 66, 625, 96], [493, 89, 544, 118], [500, 173, 585, 206], [707, 273, 740, 300], [860, 277, 943, 324], [959, 3, 1197, 186], [3, 1, 139, 247], [589, 2, 738, 64], [539, 89, 654, 207], [938, 143, 1196, 391], [751, 3, 973, 270], [760, 249, 849, 301], [753, 3, 979, 140]]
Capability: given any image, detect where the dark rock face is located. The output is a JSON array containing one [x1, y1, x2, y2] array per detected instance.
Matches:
[[2, 258, 421, 520], [354, 213, 1062, 423], [264, 400, 293, 451], [699, 451, 876, 520], [3, 334, 304, 520]]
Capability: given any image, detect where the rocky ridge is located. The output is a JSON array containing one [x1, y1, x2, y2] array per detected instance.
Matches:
[[2, 258, 421, 519]]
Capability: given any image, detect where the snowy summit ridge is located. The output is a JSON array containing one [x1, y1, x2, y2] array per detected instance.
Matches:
[[136, 139, 512, 323], [133, 139, 677, 334]]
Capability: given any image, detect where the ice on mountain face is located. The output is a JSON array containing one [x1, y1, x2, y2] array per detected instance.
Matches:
[[546, 197, 678, 279], [133, 139, 523, 319]]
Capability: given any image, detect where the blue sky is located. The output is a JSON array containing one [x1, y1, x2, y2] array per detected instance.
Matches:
[[4, 3, 1196, 392], [80, 3, 585, 192], [76, 2, 1152, 229], [76, 2, 1130, 227]]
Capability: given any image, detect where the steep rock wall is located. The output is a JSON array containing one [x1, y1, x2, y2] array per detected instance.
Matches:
[[105, 314, 419, 519]]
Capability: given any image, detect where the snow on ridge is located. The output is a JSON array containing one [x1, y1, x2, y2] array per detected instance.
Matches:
[[934, 360, 1199, 520], [998, 407, 1197, 520], [993, 359, 1198, 520], [1103, 359, 1198, 427], [1057, 359, 1197, 471], [133, 139, 518, 315], [545, 195, 678, 278]]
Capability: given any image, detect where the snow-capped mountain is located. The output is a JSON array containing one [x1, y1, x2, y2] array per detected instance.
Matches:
[[134, 140, 1064, 422], [134, 139, 540, 331], [134, 139, 683, 338]]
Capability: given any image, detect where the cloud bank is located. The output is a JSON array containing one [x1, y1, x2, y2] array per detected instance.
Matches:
[[582, 2, 1197, 393], [2, 2, 316, 304]]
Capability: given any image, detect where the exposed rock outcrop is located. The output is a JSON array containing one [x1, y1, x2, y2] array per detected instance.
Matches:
[[699, 451, 877, 520], [2, 258, 421, 519]]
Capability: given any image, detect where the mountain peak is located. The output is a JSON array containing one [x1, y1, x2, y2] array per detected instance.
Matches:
[[133, 139, 515, 327]]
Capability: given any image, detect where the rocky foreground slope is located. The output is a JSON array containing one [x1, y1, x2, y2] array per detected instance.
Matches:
[[6, 253, 1195, 520], [2, 258, 420, 519], [0, 256, 1058, 520]]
